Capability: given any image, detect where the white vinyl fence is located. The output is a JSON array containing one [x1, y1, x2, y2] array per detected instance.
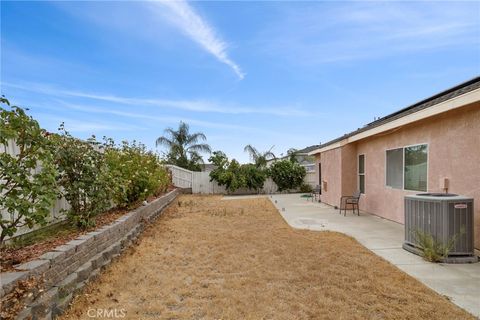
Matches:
[[305, 172, 317, 187], [165, 165, 193, 189], [166, 165, 289, 195], [1, 140, 70, 239], [191, 171, 279, 195], [166, 165, 317, 195], [2, 137, 315, 238]]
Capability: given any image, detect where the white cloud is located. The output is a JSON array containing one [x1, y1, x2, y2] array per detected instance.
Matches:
[[155, 0, 245, 79], [52, 0, 244, 79], [35, 114, 143, 133], [4, 82, 312, 117], [51, 100, 258, 132], [15, 95, 309, 139], [258, 2, 480, 65]]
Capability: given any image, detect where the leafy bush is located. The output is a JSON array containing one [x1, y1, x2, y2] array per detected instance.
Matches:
[[209, 151, 266, 193], [209, 152, 244, 192], [241, 164, 267, 191], [1, 97, 172, 239], [0, 98, 58, 245], [269, 160, 306, 191], [105, 140, 169, 207], [299, 183, 313, 193], [52, 125, 113, 229]]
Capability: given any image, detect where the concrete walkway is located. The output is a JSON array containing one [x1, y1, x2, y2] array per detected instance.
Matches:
[[225, 193, 480, 317]]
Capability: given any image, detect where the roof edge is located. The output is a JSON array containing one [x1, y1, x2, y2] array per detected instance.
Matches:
[[309, 76, 480, 155]]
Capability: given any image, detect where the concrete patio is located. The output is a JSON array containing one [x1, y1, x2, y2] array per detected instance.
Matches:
[[226, 193, 480, 317]]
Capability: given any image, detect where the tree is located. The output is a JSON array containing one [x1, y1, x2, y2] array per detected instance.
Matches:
[[241, 164, 267, 191], [156, 122, 211, 171], [269, 159, 306, 191], [209, 151, 267, 193], [0, 97, 58, 245], [243, 144, 276, 168]]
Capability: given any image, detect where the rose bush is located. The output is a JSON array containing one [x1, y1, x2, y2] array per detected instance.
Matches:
[[52, 125, 113, 229], [105, 139, 170, 208], [1, 98, 172, 238], [0, 97, 58, 245]]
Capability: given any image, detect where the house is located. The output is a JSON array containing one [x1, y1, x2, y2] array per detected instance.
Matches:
[[201, 163, 217, 172], [308, 77, 480, 249], [293, 146, 319, 187]]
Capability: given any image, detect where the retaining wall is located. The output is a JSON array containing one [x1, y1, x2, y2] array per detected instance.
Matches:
[[0, 189, 179, 320]]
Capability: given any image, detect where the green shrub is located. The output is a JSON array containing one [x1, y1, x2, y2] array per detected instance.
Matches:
[[105, 140, 169, 207], [218, 158, 246, 193], [241, 164, 267, 191], [269, 160, 306, 191], [414, 229, 462, 262], [1, 96, 171, 237], [0, 98, 58, 245], [299, 183, 313, 193], [52, 125, 113, 229], [209, 151, 266, 193]]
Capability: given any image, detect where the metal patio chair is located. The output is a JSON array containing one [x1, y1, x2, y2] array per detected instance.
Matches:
[[311, 185, 321, 202], [339, 191, 361, 216]]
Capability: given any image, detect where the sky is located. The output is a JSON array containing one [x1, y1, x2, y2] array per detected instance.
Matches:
[[1, 1, 479, 163]]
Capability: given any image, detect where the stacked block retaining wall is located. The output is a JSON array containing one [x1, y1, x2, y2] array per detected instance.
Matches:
[[0, 189, 179, 320]]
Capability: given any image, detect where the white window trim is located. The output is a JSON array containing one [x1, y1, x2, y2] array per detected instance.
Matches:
[[384, 143, 429, 192], [358, 154, 365, 194]]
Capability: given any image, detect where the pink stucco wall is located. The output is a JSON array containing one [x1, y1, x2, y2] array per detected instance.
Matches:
[[317, 102, 480, 249], [315, 145, 358, 207], [317, 148, 342, 207], [341, 144, 358, 199]]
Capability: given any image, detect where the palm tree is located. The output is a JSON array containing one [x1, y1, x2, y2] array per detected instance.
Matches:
[[243, 144, 276, 167], [156, 122, 211, 171], [287, 148, 299, 163]]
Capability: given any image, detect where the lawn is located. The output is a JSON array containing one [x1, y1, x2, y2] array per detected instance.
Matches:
[[60, 195, 473, 320]]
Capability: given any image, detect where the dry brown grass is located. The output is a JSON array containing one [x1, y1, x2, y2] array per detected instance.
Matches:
[[60, 195, 473, 320]]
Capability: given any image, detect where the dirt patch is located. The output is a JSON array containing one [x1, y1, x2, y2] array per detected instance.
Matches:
[[60, 195, 473, 320]]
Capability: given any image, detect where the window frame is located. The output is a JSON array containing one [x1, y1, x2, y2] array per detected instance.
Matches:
[[384, 143, 429, 192], [385, 146, 404, 190], [403, 143, 429, 192], [358, 154, 365, 194]]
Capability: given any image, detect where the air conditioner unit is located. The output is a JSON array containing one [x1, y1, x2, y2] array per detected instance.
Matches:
[[403, 193, 477, 263]]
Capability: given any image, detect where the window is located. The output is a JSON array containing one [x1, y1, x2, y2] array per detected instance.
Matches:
[[303, 164, 315, 173], [386, 144, 428, 191], [358, 154, 365, 194], [404, 145, 428, 191], [386, 148, 403, 189]]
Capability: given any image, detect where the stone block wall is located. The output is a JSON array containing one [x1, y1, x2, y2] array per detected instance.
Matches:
[[0, 189, 179, 320]]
